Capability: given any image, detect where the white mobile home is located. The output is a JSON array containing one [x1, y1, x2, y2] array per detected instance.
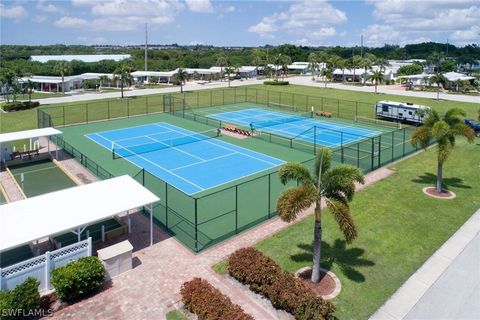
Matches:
[[375, 101, 430, 124]]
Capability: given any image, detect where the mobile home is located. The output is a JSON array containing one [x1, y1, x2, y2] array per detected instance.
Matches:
[[375, 101, 430, 124]]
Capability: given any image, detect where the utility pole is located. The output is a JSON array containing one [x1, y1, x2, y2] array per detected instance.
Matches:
[[361, 34, 363, 58], [144, 23, 148, 72]]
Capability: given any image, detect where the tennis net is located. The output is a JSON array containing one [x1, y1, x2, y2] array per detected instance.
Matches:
[[112, 129, 220, 159], [250, 112, 312, 130]]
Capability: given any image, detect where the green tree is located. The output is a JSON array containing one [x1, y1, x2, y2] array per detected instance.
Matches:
[[53, 60, 72, 94], [321, 68, 333, 88], [98, 75, 109, 88], [429, 72, 448, 100], [113, 64, 134, 98], [308, 53, 318, 80], [368, 70, 384, 93], [0, 69, 17, 102], [375, 57, 390, 73], [276, 148, 364, 282], [216, 54, 228, 82], [411, 108, 475, 193], [25, 79, 35, 101], [252, 55, 263, 79], [440, 59, 456, 73], [336, 58, 347, 82], [224, 66, 235, 88], [397, 64, 423, 76], [360, 53, 376, 84], [175, 68, 189, 93]]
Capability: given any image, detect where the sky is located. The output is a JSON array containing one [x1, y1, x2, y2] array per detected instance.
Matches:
[[1, 0, 479, 47]]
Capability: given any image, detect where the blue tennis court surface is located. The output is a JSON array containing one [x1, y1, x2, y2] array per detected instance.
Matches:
[[85, 122, 284, 195], [208, 108, 380, 148]]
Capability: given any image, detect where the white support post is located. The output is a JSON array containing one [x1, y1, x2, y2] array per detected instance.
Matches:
[[101, 225, 105, 242], [88, 237, 92, 256], [45, 251, 51, 291], [150, 203, 153, 246], [0, 267, 3, 291], [86, 230, 90, 239], [47, 136, 50, 155], [77, 227, 81, 242], [128, 214, 131, 233], [55, 135, 58, 159]]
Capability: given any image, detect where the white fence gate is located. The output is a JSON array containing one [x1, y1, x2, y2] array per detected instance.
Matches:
[[0, 238, 92, 292]]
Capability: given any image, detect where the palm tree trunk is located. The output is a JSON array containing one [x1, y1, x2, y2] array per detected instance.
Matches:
[[375, 82, 378, 94], [311, 201, 322, 283], [121, 80, 124, 98], [436, 161, 443, 193], [437, 88, 440, 100], [62, 74, 65, 95]]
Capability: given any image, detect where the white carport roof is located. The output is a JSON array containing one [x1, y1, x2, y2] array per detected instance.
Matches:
[[131, 70, 176, 77], [0, 128, 61, 144], [0, 175, 159, 252]]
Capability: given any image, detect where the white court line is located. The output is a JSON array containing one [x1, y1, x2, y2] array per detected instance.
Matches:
[[160, 123, 282, 167], [86, 122, 171, 136], [12, 165, 58, 175], [88, 131, 206, 192], [144, 135, 206, 162], [170, 151, 238, 172]]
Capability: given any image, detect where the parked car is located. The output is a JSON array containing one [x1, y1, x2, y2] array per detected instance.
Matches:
[[464, 118, 480, 137]]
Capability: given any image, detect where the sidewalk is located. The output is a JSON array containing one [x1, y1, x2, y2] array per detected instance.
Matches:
[[370, 209, 480, 320]]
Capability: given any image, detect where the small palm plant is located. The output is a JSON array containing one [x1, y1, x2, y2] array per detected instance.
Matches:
[[54, 60, 72, 94], [412, 108, 475, 193], [321, 68, 332, 88], [175, 68, 189, 93], [308, 53, 318, 81], [224, 66, 234, 88], [368, 70, 384, 94], [277, 148, 364, 282], [216, 54, 227, 82]]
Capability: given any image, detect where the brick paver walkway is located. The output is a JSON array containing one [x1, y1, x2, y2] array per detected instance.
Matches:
[[49, 167, 394, 319], [0, 170, 25, 202]]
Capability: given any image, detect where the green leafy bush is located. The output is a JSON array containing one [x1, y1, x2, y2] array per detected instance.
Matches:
[[227, 247, 335, 320], [180, 278, 253, 320], [264, 80, 289, 85], [51, 256, 105, 303], [3, 101, 40, 112], [0, 277, 40, 320]]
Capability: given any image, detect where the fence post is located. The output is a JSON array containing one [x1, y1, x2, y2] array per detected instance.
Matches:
[[235, 185, 238, 233], [146, 96, 149, 114], [321, 97, 324, 111], [222, 89, 225, 105], [378, 134, 382, 167], [255, 88, 258, 104], [314, 126, 317, 155], [165, 185, 168, 229], [403, 128, 406, 156], [337, 99, 340, 117], [391, 131, 395, 160], [371, 137, 375, 171], [357, 143, 360, 168], [45, 251, 51, 291], [127, 99, 130, 117], [62, 106, 65, 126], [86, 103, 89, 123], [234, 87, 237, 103], [341, 132, 344, 163], [196, 91, 199, 107], [267, 90, 269, 103], [194, 198, 198, 252], [267, 174, 271, 218], [355, 102, 358, 119], [107, 100, 110, 119]]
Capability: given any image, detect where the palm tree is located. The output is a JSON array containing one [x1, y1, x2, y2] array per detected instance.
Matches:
[[277, 148, 364, 283], [412, 108, 474, 193], [98, 75, 110, 88], [322, 68, 333, 88], [53, 60, 72, 94], [252, 55, 263, 79], [113, 64, 134, 98], [175, 68, 189, 93], [360, 54, 375, 84], [368, 70, 384, 94], [0, 69, 17, 102], [351, 55, 362, 83], [25, 79, 35, 102], [429, 72, 448, 100], [375, 57, 390, 73], [264, 65, 274, 79], [224, 66, 235, 88], [216, 54, 228, 82], [280, 54, 292, 80], [336, 58, 347, 82], [308, 53, 318, 81]]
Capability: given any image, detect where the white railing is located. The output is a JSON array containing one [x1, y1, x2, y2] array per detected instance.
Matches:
[[0, 238, 92, 292]]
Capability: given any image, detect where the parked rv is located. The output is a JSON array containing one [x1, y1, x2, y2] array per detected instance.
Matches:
[[375, 101, 430, 125]]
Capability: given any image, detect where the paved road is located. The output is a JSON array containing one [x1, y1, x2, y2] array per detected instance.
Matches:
[[288, 77, 480, 104], [405, 233, 480, 320], [25, 76, 480, 106]]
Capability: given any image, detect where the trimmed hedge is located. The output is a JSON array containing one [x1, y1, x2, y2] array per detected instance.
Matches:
[[264, 80, 289, 85], [181, 278, 253, 320], [51, 256, 105, 303], [227, 247, 335, 320], [0, 277, 40, 320], [2, 101, 40, 112]]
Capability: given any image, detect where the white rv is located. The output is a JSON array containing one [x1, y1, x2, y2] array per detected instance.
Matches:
[[375, 101, 430, 125]]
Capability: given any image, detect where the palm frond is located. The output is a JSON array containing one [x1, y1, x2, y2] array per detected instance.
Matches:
[[444, 108, 466, 126], [278, 163, 314, 186], [322, 165, 364, 201], [422, 109, 441, 128], [276, 185, 318, 222], [432, 121, 450, 141], [314, 148, 332, 180], [451, 123, 476, 143], [325, 198, 358, 244]]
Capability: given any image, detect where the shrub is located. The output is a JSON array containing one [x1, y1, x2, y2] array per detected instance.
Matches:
[[0, 277, 40, 320], [180, 278, 253, 320], [51, 256, 105, 303], [263, 80, 289, 85], [227, 247, 335, 320], [2, 101, 40, 112]]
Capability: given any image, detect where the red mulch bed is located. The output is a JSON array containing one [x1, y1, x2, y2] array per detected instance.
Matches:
[[297, 269, 335, 297], [425, 187, 454, 198]]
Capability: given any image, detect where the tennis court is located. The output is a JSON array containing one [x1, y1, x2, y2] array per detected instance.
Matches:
[[86, 122, 284, 195], [9, 159, 78, 197], [208, 108, 380, 148]]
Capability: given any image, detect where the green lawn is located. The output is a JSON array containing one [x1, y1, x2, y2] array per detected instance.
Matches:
[[165, 310, 188, 320], [252, 139, 479, 319]]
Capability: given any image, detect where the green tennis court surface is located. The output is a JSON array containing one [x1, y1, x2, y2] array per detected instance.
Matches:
[[0, 189, 7, 204], [9, 159, 77, 197]]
